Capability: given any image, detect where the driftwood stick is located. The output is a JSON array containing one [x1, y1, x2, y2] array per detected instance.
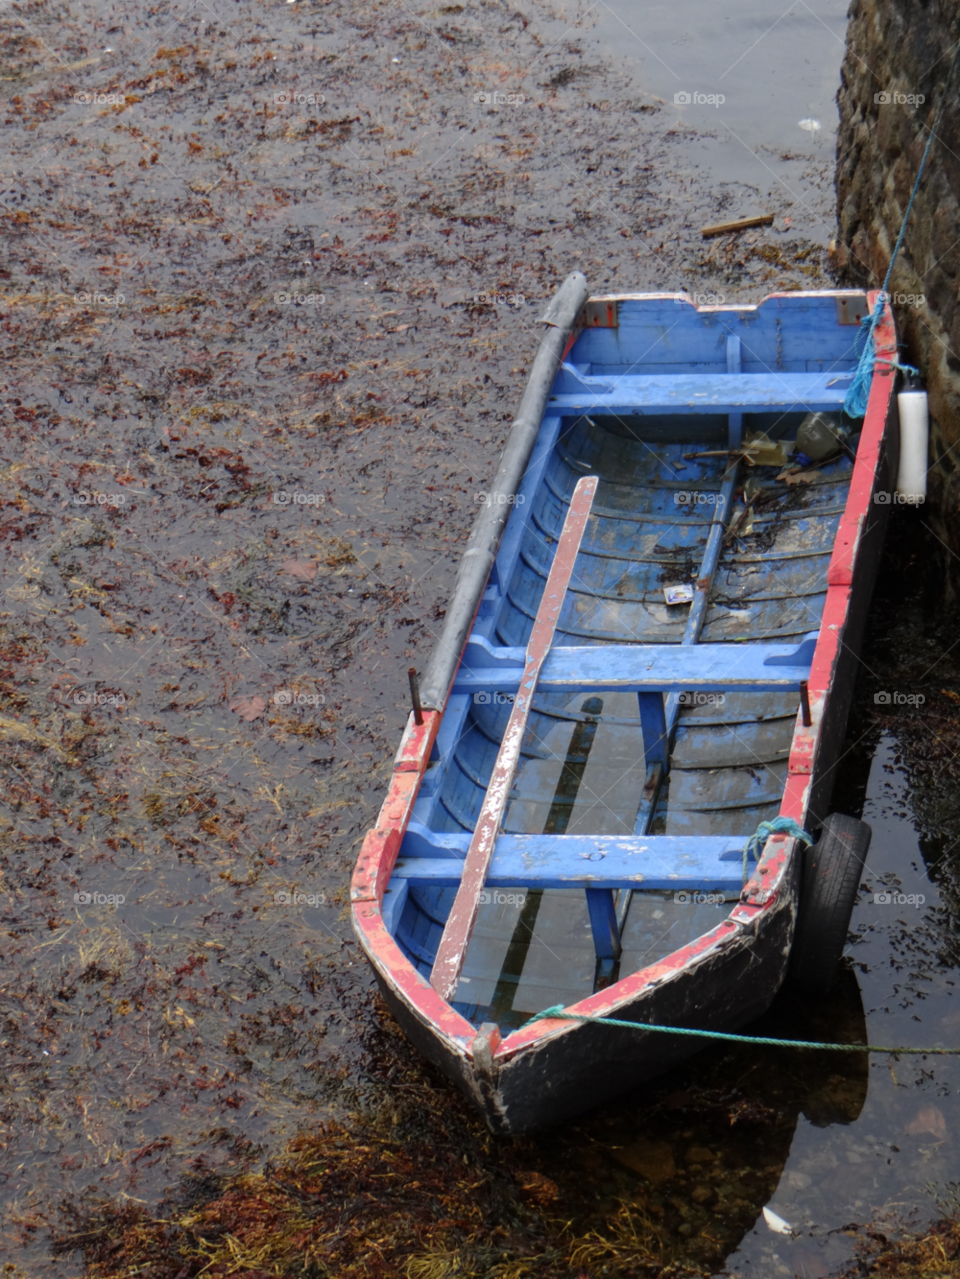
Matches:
[[701, 213, 774, 238]]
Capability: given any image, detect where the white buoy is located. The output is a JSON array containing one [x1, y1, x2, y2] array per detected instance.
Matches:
[[897, 375, 929, 503]]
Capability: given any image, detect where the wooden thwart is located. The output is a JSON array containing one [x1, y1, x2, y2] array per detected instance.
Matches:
[[429, 474, 599, 1003], [451, 635, 817, 696], [548, 369, 852, 414]]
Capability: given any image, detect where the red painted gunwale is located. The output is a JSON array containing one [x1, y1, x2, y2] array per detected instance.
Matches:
[[351, 290, 898, 1067]]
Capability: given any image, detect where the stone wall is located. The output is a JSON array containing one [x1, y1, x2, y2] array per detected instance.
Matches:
[[836, 0, 960, 531]]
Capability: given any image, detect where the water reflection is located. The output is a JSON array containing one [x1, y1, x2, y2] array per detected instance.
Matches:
[[536, 964, 868, 1269]]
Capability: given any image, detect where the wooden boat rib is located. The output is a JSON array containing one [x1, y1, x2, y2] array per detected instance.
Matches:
[[352, 277, 899, 1134]]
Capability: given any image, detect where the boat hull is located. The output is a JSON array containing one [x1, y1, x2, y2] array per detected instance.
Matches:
[[352, 286, 899, 1133], [364, 862, 798, 1133]]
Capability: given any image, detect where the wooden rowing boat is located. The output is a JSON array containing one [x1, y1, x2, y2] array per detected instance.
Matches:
[[352, 276, 899, 1134]]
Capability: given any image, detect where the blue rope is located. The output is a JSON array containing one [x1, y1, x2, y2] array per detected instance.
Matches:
[[521, 1007, 960, 1055], [742, 816, 812, 886], [842, 298, 886, 420], [842, 41, 960, 419]]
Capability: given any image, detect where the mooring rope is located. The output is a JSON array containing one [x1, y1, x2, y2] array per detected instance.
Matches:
[[843, 38, 960, 419], [741, 816, 812, 886], [522, 1007, 960, 1055]]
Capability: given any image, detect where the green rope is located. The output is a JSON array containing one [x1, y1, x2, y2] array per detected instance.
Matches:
[[522, 1007, 960, 1055], [742, 817, 812, 886]]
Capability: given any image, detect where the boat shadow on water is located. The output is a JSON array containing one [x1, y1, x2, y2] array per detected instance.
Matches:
[[540, 964, 870, 1273]]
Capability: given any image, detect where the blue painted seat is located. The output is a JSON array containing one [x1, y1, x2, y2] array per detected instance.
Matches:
[[549, 368, 854, 414], [394, 824, 751, 892], [452, 634, 817, 697]]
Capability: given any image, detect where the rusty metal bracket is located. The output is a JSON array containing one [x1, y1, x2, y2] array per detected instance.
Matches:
[[835, 294, 869, 326], [580, 299, 618, 329]]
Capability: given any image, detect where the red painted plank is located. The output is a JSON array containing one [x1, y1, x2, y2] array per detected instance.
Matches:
[[353, 902, 477, 1047], [785, 292, 894, 788], [429, 474, 599, 1002], [350, 708, 441, 907], [394, 707, 441, 772]]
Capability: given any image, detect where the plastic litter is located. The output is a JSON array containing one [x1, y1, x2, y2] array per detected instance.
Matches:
[[795, 412, 848, 463]]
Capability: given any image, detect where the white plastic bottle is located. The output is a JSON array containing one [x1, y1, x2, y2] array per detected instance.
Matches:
[[897, 373, 929, 504]]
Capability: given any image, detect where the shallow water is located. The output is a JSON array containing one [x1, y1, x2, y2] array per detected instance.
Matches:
[[553, 0, 847, 244]]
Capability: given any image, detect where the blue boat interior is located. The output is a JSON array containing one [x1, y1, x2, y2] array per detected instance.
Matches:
[[384, 295, 867, 1032]]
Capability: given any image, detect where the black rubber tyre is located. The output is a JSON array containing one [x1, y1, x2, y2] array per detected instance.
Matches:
[[788, 813, 871, 995]]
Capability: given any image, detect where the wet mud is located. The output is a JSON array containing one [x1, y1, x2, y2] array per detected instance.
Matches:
[[1, 0, 958, 1275]]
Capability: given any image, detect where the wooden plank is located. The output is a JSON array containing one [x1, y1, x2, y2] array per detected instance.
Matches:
[[548, 369, 853, 413], [393, 833, 748, 890], [637, 692, 668, 770], [414, 830, 744, 865], [701, 213, 774, 237], [451, 636, 816, 696], [628, 338, 745, 855], [680, 463, 739, 649], [429, 474, 599, 1003], [395, 859, 743, 892], [726, 335, 743, 449], [571, 293, 871, 374], [400, 824, 745, 863], [585, 888, 622, 963]]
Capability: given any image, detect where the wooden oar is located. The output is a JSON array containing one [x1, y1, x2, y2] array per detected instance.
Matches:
[[429, 474, 599, 1003]]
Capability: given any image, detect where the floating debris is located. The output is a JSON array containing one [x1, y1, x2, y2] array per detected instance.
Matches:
[[701, 212, 775, 237], [664, 583, 695, 605], [762, 1205, 794, 1234]]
